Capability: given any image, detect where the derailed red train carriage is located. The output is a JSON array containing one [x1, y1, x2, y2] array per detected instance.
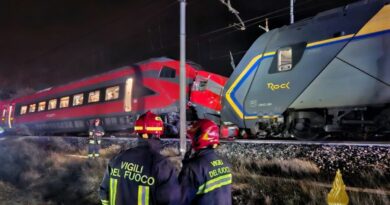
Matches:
[[0, 58, 227, 136]]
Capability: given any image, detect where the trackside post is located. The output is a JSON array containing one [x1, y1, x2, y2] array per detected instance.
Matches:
[[179, 0, 187, 157]]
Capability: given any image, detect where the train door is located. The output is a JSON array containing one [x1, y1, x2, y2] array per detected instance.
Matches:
[[1, 105, 6, 127], [124, 78, 133, 112], [4, 104, 15, 129]]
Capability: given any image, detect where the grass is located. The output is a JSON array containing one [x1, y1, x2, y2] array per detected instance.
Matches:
[[229, 156, 390, 205], [0, 138, 388, 204]]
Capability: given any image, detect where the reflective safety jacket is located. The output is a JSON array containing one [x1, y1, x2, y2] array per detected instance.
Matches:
[[99, 139, 180, 205], [179, 149, 232, 205], [89, 125, 104, 144]]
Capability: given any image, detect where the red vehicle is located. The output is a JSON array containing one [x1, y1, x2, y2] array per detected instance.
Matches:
[[0, 58, 228, 136]]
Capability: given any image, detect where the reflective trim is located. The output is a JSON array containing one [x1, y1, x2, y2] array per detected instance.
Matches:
[[134, 126, 144, 131], [101, 200, 109, 205], [89, 140, 96, 144], [110, 178, 118, 205], [145, 127, 163, 131], [138, 185, 150, 205], [197, 173, 232, 195]]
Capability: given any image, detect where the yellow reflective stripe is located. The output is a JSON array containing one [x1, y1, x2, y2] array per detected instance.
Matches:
[[138, 186, 150, 205], [259, 115, 279, 119], [307, 34, 354, 48], [145, 127, 163, 131], [138, 186, 142, 205], [244, 116, 258, 120], [145, 186, 149, 205], [134, 126, 144, 131], [203, 179, 232, 194], [101, 200, 109, 205], [197, 173, 232, 195], [89, 140, 96, 144], [110, 178, 118, 205]]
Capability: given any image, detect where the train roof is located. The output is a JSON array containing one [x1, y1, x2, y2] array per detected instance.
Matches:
[[9, 57, 197, 104]]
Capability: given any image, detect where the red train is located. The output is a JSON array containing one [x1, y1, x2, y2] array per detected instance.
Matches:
[[0, 58, 227, 136]]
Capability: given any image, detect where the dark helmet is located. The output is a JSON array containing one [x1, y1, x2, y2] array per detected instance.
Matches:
[[187, 119, 220, 151], [94, 118, 101, 126], [134, 111, 164, 139]]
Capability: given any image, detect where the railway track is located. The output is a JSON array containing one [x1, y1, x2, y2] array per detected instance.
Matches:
[[226, 139, 390, 147], [2, 135, 389, 147]]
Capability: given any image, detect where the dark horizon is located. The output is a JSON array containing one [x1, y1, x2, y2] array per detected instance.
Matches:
[[0, 0, 357, 99]]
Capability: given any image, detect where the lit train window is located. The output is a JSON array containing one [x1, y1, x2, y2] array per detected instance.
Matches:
[[73, 93, 84, 106], [48, 99, 57, 110], [105, 86, 120, 101], [60, 96, 70, 108], [20, 106, 27, 115], [29, 104, 36, 113], [277, 47, 292, 71], [38, 101, 46, 112], [88, 90, 100, 103]]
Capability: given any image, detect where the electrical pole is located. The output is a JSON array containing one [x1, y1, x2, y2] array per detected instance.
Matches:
[[179, 0, 187, 157], [290, 0, 295, 24]]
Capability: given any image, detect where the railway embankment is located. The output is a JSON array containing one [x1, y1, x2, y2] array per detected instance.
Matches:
[[0, 136, 389, 204]]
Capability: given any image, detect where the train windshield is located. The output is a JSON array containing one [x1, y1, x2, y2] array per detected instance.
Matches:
[[192, 76, 208, 91]]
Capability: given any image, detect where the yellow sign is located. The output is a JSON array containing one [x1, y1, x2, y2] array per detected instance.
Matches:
[[267, 82, 290, 91], [327, 169, 349, 205]]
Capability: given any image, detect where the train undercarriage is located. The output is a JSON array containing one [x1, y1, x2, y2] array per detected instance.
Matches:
[[249, 105, 390, 140]]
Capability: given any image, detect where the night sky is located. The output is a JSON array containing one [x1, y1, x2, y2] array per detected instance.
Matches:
[[0, 0, 357, 99]]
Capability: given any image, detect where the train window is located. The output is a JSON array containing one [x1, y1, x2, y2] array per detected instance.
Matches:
[[38, 101, 46, 112], [88, 90, 100, 103], [105, 86, 120, 101], [60, 96, 70, 108], [159, 67, 176, 78], [193, 80, 208, 91], [20, 106, 27, 115], [48, 99, 57, 110], [73, 93, 84, 106], [29, 104, 36, 113], [193, 76, 208, 91], [277, 47, 292, 71]]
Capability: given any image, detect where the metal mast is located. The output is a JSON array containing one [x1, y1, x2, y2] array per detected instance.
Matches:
[[179, 0, 187, 157], [290, 0, 295, 24]]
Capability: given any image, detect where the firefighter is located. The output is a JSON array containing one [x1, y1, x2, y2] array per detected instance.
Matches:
[[88, 118, 105, 158], [99, 111, 180, 205], [179, 119, 232, 205]]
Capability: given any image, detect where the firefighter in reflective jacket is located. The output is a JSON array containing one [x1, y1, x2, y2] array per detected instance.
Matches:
[[88, 118, 105, 158], [99, 111, 180, 205], [179, 119, 232, 205]]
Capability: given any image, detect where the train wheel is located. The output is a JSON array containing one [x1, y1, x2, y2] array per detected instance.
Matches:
[[290, 118, 325, 140]]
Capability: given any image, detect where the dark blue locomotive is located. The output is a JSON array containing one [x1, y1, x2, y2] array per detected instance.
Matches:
[[221, 0, 390, 139]]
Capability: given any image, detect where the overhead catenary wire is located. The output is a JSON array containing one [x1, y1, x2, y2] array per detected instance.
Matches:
[[219, 0, 246, 31], [207, 0, 348, 60], [207, 0, 347, 42], [200, 0, 323, 38]]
